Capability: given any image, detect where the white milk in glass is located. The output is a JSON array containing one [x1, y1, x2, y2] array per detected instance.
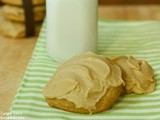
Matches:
[[46, 0, 98, 62]]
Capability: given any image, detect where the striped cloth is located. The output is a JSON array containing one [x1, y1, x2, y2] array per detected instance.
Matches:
[[7, 20, 160, 120]]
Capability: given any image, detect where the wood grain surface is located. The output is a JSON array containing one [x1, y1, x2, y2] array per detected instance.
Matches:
[[0, 5, 160, 116], [99, 0, 160, 5], [0, 35, 37, 114], [98, 5, 160, 20]]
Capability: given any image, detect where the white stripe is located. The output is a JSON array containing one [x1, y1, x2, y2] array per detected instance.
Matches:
[[13, 99, 47, 106], [27, 65, 57, 70], [25, 71, 53, 77], [19, 86, 43, 91], [32, 56, 51, 60], [21, 82, 45, 88], [13, 104, 53, 111], [27, 67, 54, 71], [29, 62, 58, 67], [19, 87, 43, 91], [32, 52, 46, 56], [35, 43, 46, 46], [23, 76, 50, 82], [17, 93, 44, 98], [18, 90, 42, 95], [30, 60, 57, 65]]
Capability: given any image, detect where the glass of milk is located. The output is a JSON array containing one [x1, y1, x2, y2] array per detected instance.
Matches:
[[46, 0, 98, 63]]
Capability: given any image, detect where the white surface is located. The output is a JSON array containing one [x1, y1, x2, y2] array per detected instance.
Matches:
[[46, 0, 98, 62]]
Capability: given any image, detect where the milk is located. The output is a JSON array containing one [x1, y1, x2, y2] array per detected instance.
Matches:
[[46, 0, 98, 62]]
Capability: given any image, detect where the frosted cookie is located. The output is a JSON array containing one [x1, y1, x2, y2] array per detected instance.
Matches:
[[43, 52, 124, 114], [2, 5, 45, 22], [112, 56, 155, 94], [1, 0, 45, 6]]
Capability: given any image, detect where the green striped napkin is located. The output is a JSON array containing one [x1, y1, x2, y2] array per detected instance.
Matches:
[[7, 20, 160, 120]]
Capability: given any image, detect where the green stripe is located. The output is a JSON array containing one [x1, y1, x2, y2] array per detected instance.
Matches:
[[30, 60, 58, 65], [25, 72, 53, 77], [28, 64, 57, 68], [27, 68, 53, 73], [21, 84, 43, 89], [22, 79, 47, 84], [19, 90, 42, 94], [25, 72, 52, 77], [14, 101, 49, 109], [32, 57, 53, 61], [16, 96, 45, 102]]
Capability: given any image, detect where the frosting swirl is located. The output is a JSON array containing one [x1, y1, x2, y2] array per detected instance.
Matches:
[[112, 56, 155, 94]]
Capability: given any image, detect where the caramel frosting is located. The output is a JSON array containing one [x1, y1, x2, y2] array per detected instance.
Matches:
[[43, 52, 124, 111], [112, 56, 155, 94]]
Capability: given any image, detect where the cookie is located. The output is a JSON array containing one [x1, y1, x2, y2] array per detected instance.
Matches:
[[1, 0, 45, 6], [43, 52, 124, 114], [0, 9, 41, 38], [111, 56, 155, 94], [2, 5, 45, 22], [46, 86, 123, 114]]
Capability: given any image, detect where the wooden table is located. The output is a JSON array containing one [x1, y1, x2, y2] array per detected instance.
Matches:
[[0, 5, 160, 116], [0, 36, 37, 114]]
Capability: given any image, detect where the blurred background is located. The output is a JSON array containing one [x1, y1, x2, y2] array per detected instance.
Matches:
[[0, 0, 160, 38], [98, 0, 160, 20]]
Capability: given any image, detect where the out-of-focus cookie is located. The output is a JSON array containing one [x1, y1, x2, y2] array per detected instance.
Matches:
[[0, 10, 41, 38], [1, 0, 45, 6], [2, 5, 45, 22], [43, 52, 124, 114]]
